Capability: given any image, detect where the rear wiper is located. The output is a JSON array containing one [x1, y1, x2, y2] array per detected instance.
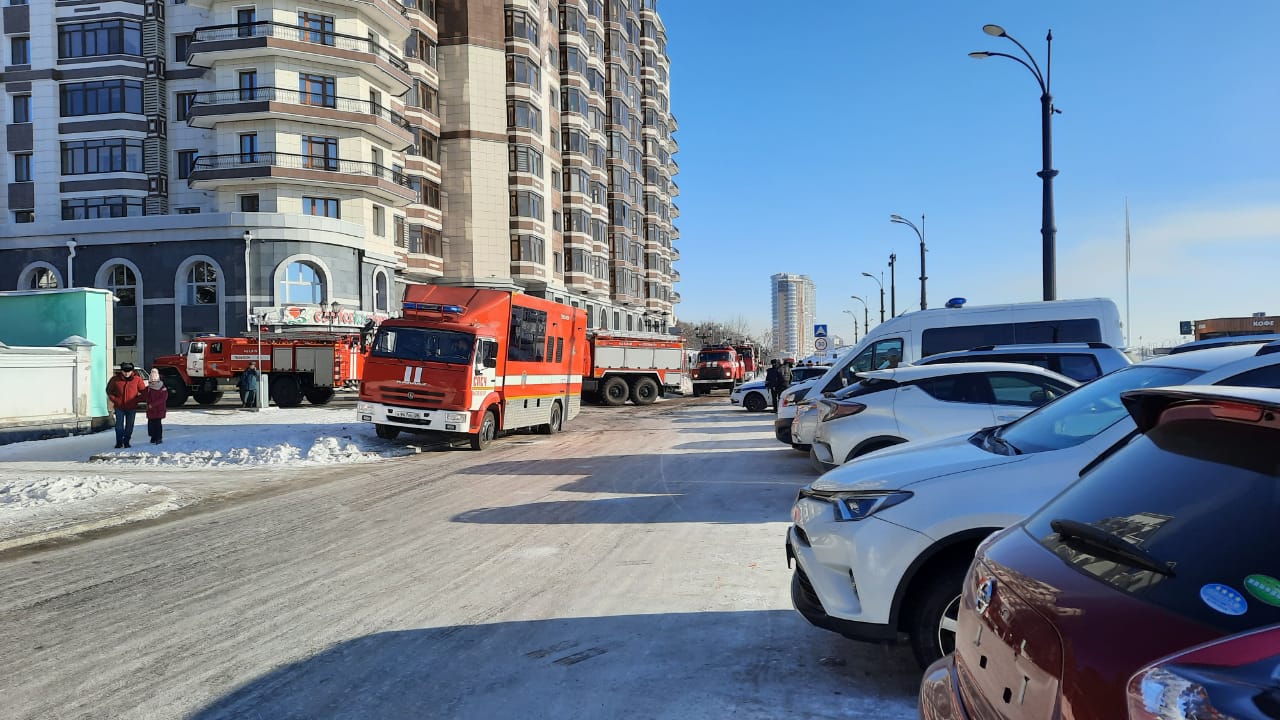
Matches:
[[1050, 519, 1175, 576]]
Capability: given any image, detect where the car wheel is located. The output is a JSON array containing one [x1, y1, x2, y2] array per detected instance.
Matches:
[[908, 565, 969, 670], [470, 410, 497, 450], [305, 387, 335, 405], [193, 390, 222, 405], [743, 393, 767, 413], [270, 375, 303, 408]]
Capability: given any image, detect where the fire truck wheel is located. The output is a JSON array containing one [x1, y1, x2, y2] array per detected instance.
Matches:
[[305, 387, 336, 405], [164, 380, 189, 408], [538, 403, 563, 434], [375, 424, 400, 440], [193, 391, 223, 406], [601, 377, 629, 407], [270, 375, 303, 408], [470, 410, 497, 450], [630, 377, 659, 405]]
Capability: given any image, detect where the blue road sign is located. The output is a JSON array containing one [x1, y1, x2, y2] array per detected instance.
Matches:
[[814, 324, 828, 337]]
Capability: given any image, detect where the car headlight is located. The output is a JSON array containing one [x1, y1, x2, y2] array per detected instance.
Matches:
[[445, 412, 468, 423], [800, 487, 912, 522], [357, 402, 373, 414]]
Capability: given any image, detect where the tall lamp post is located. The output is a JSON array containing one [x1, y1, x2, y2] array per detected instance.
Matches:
[[243, 230, 253, 334], [861, 272, 885, 323], [890, 214, 926, 310], [842, 309, 859, 343], [326, 300, 343, 334], [888, 253, 897, 317], [849, 295, 869, 334], [970, 25, 1059, 301]]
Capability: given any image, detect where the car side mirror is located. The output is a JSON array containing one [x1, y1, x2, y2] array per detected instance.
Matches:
[[484, 357, 497, 369]]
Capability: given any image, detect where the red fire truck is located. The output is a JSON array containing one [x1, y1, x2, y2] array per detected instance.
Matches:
[[732, 343, 759, 381], [153, 333, 365, 408], [691, 344, 744, 396], [584, 331, 688, 406], [358, 286, 588, 450]]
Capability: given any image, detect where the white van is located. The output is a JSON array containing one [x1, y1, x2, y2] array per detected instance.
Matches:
[[774, 298, 1123, 444]]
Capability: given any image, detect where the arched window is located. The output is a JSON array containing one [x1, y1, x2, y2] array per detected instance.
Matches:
[[374, 271, 389, 312], [185, 261, 218, 305], [105, 264, 137, 306], [31, 268, 59, 289], [279, 261, 324, 304]]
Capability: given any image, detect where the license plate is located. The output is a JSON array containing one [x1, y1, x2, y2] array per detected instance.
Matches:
[[395, 410, 422, 419]]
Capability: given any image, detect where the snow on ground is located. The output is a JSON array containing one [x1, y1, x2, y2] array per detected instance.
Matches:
[[1, 475, 155, 510]]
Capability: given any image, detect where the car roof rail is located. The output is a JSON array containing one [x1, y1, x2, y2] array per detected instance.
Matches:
[[1255, 341, 1280, 356], [969, 345, 996, 351], [1087, 342, 1113, 349]]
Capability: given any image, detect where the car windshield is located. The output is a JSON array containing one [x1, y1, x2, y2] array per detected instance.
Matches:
[[699, 352, 732, 362], [371, 327, 474, 365], [995, 365, 1199, 454]]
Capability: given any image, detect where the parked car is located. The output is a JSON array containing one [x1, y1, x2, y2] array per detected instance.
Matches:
[[730, 365, 829, 412], [914, 342, 1130, 382], [1168, 333, 1280, 354], [1124, 624, 1280, 720], [919, 385, 1280, 719], [787, 342, 1280, 669], [808, 363, 1076, 474]]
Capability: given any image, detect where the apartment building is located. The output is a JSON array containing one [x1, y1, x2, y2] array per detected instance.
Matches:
[[771, 272, 816, 360], [0, 0, 679, 366]]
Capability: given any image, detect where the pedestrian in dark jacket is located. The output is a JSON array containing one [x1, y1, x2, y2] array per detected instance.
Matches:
[[236, 362, 260, 408], [144, 369, 169, 444], [779, 359, 793, 387], [106, 362, 147, 448], [764, 359, 785, 410]]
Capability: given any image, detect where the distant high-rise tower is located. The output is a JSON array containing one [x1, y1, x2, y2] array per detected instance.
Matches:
[[771, 273, 816, 359]]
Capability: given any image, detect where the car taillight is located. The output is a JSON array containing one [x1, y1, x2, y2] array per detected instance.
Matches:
[[820, 401, 866, 422], [1126, 625, 1280, 720]]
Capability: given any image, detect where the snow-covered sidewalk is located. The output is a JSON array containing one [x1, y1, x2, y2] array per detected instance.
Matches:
[[0, 406, 413, 550]]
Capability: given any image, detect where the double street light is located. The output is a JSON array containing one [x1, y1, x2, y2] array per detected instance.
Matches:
[[849, 294, 869, 335], [970, 24, 1060, 301], [861, 272, 885, 323], [890, 214, 926, 311]]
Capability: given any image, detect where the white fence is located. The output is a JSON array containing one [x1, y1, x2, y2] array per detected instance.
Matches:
[[0, 336, 100, 444]]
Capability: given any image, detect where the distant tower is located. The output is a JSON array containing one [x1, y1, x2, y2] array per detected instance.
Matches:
[[771, 273, 816, 359]]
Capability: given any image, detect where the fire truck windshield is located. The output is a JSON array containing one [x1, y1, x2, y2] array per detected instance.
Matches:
[[698, 351, 732, 363], [372, 327, 474, 365]]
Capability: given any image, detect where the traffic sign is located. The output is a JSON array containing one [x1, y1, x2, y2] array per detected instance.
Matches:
[[813, 324, 827, 337], [814, 337, 829, 351]]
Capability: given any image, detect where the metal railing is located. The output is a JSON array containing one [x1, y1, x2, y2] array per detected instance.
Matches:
[[192, 21, 409, 72], [191, 151, 414, 188], [190, 87, 410, 129]]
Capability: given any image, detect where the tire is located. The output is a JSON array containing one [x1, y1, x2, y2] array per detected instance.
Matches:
[[538, 402, 563, 434], [163, 378, 189, 408], [630, 377, 659, 405], [270, 374, 303, 408], [375, 424, 400, 440], [601, 376, 629, 407], [743, 392, 768, 413], [908, 565, 970, 670], [305, 387, 336, 405], [791, 443, 811, 453], [193, 390, 223, 405], [692, 385, 707, 397], [470, 410, 497, 450]]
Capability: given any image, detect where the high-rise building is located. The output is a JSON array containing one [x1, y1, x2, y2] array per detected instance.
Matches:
[[771, 272, 815, 359], [0, 0, 679, 366]]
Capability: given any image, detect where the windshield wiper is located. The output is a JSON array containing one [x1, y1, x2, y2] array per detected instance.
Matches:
[[984, 427, 1022, 456], [1050, 518, 1175, 576]]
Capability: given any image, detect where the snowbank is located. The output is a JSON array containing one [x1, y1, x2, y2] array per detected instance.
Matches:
[[0, 475, 155, 511]]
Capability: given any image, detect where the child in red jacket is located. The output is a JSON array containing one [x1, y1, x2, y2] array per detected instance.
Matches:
[[144, 369, 169, 444]]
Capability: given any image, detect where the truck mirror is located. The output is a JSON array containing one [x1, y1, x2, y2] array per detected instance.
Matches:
[[483, 357, 497, 369]]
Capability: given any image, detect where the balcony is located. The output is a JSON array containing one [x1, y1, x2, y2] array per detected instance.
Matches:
[[188, 151, 417, 205], [188, 21, 411, 91], [188, 87, 413, 147]]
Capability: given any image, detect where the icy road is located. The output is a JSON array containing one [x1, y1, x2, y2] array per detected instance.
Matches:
[[0, 400, 920, 719]]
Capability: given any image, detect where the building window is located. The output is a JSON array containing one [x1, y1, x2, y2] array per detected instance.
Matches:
[[30, 267, 59, 289], [374, 272, 389, 312], [174, 91, 197, 121], [372, 204, 385, 236], [59, 80, 144, 117], [239, 133, 258, 163], [278, 261, 324, 305], [505, 55, 541, 88], [236, 8, 256, 37], [510, 234, 546, 264], [298, 11, 335, 46], [302, 136, 338, 170], [105, 264, 137, 306], [184, 261, 218, 305], [508, 144, 543, 175], [14, 210, 34, 223], [177, 207, 200, 214], [58, 20, 141, 58], [238, 70, 258, 101], [506, 100, 541, 133], [239, 194, 260, 212], [393, 215, 405, 246], [11, 36, 29, 65], [413, 129, 439, 161], [509, 190, 544, 220], [61, 138, 145, 175], [14, 153, 31, 182], [174, 34, 193, 62], [61, 196, 144, 220], [303, 197, 339, 218], [13, 94, 30, 123], [299, 73, 336, 107], [504, 8, 539, 44], [176, 149, 198, 179]]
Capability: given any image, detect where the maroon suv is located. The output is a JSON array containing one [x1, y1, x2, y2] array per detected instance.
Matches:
[[920, 385, 1280, 719]]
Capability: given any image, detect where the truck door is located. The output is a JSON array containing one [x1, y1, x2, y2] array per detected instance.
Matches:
[[476, 338, 499, 395], [187, 341, 207, 378]]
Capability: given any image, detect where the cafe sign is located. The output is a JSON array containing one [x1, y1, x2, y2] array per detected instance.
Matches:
[[252, 306, 393, 328]]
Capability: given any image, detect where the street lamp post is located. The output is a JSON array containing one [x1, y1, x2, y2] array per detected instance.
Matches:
[[890, 214, 926, 311], [842, 309, 859, 343], [861, 272, 885, 323], [970, 25, 1059, 301], [326, 300, 343, 334], [243, 230, 253, 334], [888, 253, 897, 317], [849, 295, 869, 335]]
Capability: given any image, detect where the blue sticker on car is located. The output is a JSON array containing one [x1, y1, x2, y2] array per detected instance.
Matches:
[[1201, 583, 1249, 616]]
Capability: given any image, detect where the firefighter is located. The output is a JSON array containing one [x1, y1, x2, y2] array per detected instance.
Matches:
[[237, 361, 260, 408], [765, 359, 785, 411]]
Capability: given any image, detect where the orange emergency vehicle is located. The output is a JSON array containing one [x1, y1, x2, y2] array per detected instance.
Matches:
[[585, 331, 688, 405], [357, 286, 588, 449]]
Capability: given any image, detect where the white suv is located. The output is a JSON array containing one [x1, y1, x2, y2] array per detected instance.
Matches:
[[786, 342, 1280, 669]]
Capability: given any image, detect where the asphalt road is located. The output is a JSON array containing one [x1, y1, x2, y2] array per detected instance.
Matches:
[[0, 397, 920, 719]]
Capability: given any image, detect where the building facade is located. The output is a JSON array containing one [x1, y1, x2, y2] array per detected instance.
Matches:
[[1193, 313, 1279, 340], [770, 272, 815, 360], [0, 0, 679, 366]]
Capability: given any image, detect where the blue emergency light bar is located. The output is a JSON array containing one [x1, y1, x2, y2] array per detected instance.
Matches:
[[402, 302, 466, 314]]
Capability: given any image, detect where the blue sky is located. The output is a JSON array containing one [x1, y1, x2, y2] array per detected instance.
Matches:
[[660, 1, 1280, 348]]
